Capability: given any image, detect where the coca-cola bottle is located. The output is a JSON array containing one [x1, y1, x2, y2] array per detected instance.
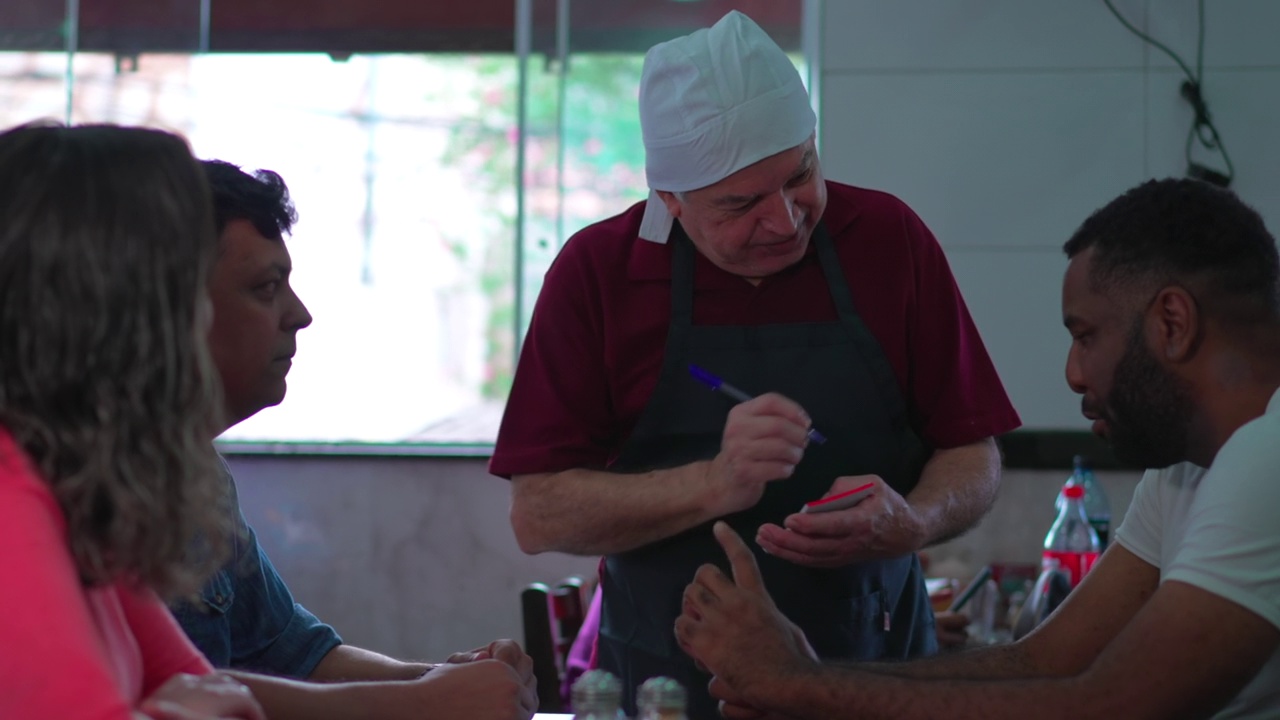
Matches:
[[1056, 455, 1112, 548], [1073, 455, 1111, 548], [1043, 483, 1101, 587]]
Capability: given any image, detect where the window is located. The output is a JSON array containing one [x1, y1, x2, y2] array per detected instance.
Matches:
[[0, 0, 812, 450]]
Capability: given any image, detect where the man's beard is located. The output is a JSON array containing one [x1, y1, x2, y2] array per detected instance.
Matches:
[[1101, 321, 1195, 469]]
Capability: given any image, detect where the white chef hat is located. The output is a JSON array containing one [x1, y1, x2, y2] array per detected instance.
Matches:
[[637, 10, 816, 243]]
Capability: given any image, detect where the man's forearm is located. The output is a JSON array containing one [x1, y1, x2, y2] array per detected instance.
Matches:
[[227, 671, 382, 720], [838, 639, 1040, 681], [308, 644, 431, 683], [511, 462, 722, 555], [762, 665, 1097, 720], [905, 438, 1001, 546]]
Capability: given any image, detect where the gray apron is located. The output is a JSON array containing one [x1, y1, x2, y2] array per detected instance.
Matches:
[[597, 220, 936, 718]]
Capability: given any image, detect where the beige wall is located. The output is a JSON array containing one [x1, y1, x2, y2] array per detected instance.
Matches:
[[228, 455, 1138, 661]]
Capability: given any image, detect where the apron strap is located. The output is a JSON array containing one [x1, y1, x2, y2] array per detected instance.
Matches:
[[811, 223, 917, 439], [670, 222, 695, 326]]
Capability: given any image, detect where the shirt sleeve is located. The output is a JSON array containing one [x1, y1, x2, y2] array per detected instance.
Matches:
[[899, 205, 1022, 448], [119, 586, 212, 695], [0, 452, 140, 720], [1164, 417, 1280, 630], [1113, 468, 1164, 568], [222, 503, 343, 678], [491, 233, 615, 477], [174, 461, 340, 676]]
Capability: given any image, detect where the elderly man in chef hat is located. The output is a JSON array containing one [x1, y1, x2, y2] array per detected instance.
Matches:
[[493, 10, 1017, 716]]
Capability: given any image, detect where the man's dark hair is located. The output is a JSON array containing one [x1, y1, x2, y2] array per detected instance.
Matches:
[[1064, 177, 1279, 325], [201, 159, 297, 240]]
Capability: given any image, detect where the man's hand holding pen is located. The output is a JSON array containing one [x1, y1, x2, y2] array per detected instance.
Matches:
[[705, 393, 815, 517], [691, 363, 927, 569], [756, 475, 927, 568]]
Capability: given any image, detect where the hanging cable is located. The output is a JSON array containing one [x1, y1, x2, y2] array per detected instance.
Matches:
[[1103, 0, 1233, 186]]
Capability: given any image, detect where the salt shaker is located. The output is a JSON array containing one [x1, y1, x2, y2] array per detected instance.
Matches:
[[570, 669, 626, 720], [636, 676, 688, 720]]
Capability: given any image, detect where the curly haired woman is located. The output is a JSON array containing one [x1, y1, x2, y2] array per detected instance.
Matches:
[[0, 123, 264, 720]]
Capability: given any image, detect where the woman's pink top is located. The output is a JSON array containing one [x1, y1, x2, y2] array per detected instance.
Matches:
[[0, 429, 212, 719]]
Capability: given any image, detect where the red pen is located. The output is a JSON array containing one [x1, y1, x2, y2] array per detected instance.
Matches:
[[800, 481, 875, 514]]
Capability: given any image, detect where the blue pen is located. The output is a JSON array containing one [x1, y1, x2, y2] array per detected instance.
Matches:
[[687, 364, 827, 444]]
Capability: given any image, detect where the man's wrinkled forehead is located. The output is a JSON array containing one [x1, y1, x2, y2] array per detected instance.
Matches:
[[700, 143, 816, 209]]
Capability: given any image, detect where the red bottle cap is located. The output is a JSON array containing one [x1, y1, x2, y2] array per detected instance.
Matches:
[[1063, 484, 1085, 499]]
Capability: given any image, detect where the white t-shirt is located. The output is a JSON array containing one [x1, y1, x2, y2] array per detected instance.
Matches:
[[1115, 388, 1280, 718]]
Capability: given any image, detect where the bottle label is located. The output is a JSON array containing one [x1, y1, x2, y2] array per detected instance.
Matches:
[[1042, 550, 1099, 587], [1089, 519, 1111, 549]]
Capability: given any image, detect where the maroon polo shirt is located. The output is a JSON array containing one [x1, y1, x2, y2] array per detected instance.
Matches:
[[490, 180, 1021, 477]]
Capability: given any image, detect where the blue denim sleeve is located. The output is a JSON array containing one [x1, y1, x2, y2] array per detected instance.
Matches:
[[174, 463, 342, 679], [222, 514, 343, 678]]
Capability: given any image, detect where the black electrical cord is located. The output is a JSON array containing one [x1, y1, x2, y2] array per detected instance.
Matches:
[[1103, 0, 1234, 186]]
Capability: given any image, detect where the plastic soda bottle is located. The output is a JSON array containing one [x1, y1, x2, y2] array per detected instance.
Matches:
[[1055, 455, 1112, 548], [1043, 483, 1102, 587]]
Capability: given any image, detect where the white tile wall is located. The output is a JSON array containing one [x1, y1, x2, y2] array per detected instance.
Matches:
[[821, 0, 1280, 426], [1146, 0, 1280, 70], [822, 72, 1146, 248], [945, 248, 1082, 429], [822, 0, 1144, 71], [1145, 68, 1280, 230]]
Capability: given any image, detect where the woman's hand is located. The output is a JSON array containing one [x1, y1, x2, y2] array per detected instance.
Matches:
[[138, 673, 265, 720]]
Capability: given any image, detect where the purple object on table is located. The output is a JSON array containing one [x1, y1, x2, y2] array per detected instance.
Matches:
[[560, 583, 603, 707]]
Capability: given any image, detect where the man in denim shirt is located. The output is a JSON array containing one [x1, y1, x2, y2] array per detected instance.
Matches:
[[171, 160, 537, 720], [172, 457, 343, 678]]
